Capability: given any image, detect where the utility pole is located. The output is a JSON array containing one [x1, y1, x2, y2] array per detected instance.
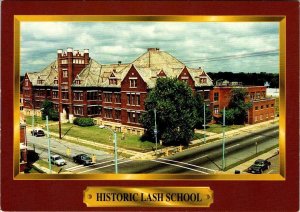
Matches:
[[203, 103, 206, 144], [113, 130, 118, 174], [46, 115, 52, 174], [154, 108, 158, 155], [58, 113, 62, 139], [99, 126, 118, 174], [222, 107, 226, 171]]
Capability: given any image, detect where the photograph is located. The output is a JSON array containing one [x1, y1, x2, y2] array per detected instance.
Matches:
[[2, 1, 298, 211], [19, 19, 281, 176]]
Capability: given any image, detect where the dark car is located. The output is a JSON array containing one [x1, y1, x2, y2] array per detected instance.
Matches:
[[73, 154, 93, 166], [248, 159, 271, 174], [31, 128, 45, 137]]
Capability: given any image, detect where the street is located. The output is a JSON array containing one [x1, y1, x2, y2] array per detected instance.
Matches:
[[27, 125, 279, 174]]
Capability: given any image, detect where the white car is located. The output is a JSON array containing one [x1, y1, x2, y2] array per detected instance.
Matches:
[[50, 155, 66, 166]]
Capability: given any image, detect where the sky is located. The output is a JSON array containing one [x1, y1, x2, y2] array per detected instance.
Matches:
[[20, 22, 279, 75]]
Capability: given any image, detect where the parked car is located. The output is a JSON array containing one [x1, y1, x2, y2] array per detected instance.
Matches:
[[248, 159, 271, 174], [31, 128, 45, 137], [73, 154, 93, 166], [50, 155, 67, 166]]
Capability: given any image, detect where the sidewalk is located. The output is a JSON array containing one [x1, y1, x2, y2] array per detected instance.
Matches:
[[225, 149, 278, 174], [27, 118, 278, 161], [191, 118, 278, 145]]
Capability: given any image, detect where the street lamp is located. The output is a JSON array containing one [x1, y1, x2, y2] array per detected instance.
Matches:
[[154, 108, 158, 156], [25, 100, 35, 133], [41, 108, 52, 174], [222, 107, 226, 171], [99, 125, 118, 174], [203, 103, 209, 144]]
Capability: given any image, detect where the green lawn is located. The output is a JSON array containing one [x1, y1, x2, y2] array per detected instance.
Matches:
[[206, 124, 244, 134], [193, 133, 205, 140], [25, 116, 57, 127], [47, 123, 161, 152]]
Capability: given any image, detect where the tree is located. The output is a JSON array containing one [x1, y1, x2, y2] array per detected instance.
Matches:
[[225, 88, 252, 125], [140, 78, 197, 146], [41, 100, 58, 121], [194, 93, 212, 129]]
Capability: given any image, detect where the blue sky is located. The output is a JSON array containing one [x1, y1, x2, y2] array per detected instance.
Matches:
[[20, 22, 279, 75]]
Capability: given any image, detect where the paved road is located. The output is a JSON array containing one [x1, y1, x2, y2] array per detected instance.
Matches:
[[28, 125, 278, 174], [63, 126, 278, 174]]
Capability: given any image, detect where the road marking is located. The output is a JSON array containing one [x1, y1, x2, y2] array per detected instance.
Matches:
[[267, 169, 273, 174], [66, 160, 114, 171], [226, 143, 240, 150], [66, 164, 84, 171], [159, 158, 217, 172], [188, 155, 208, 162], [151, 160, 209, 174], [77, 159, 132, 174]]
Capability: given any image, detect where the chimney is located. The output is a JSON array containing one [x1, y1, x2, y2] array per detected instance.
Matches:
[[84, 49, 89, 64], [57, 49, 63, 58], [147, 48, 159, 52]]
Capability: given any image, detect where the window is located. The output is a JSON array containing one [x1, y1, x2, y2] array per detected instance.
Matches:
[[73, 92, 83, 100], [271, 104, 274, 107], [62, 90, 68, 99], [260, 115, 263, 120], [200, 77, 207, 84], [25, 79, 28, 86], [75, 80, 81, 85], [266, 104, 269, 108], [127, 111, 139, 123], [250, 92, 255, 100], [52, 91, 58, 99], [87, 91, 98, 100], [109, 79, 117, 85], [54, 79, 58, 85], [214, 105, 219, 114], [127, 94, 130, 105], [115, 110, 121, 120], [204, 91, 210, 100], [74, 106, 83, 115], [255, 106, 258, 110], [136, 95, 140, 106], [104, 109, 113, 119], [256, 93, 260, 99], [262, 91, 266, 98], [115, 93, 121, 104], [181, 77, 188, 84], [63, 70, 68, 78], [261, 105, 264, 109], [104, 93, 112, 102], [131, 95, 135, 105], [130, 79, 137, 88], [37, 79, 44, 85], [35, 90, 45, 97], [61, 60, 68, 64], [87, 106, 100, 115], [214, 92, 219, 101]]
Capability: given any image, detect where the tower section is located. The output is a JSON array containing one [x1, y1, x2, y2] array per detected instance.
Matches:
[[57, 48, 90, 123]]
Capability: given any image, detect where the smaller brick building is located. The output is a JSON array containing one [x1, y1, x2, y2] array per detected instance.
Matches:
[[211, 81, 275, 124]]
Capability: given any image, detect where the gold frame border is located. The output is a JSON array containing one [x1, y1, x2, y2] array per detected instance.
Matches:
[[14, 15, 285, 181]]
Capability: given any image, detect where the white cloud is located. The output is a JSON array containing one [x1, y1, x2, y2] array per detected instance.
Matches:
[[20, 21, 279, 75]]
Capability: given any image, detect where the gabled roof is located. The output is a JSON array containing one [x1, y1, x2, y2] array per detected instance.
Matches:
[[26, 48, 214, 89], [27, 60, 58, 86]]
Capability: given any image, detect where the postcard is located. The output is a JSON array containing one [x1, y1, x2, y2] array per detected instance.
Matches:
[[1, 0, 299, 211]]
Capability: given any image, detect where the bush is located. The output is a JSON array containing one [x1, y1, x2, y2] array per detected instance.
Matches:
[[73, 117, 95, 127]]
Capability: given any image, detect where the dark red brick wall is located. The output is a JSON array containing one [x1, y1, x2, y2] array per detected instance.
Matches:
[[120, 65, 147, 126], [178, 67, 195, 90]]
